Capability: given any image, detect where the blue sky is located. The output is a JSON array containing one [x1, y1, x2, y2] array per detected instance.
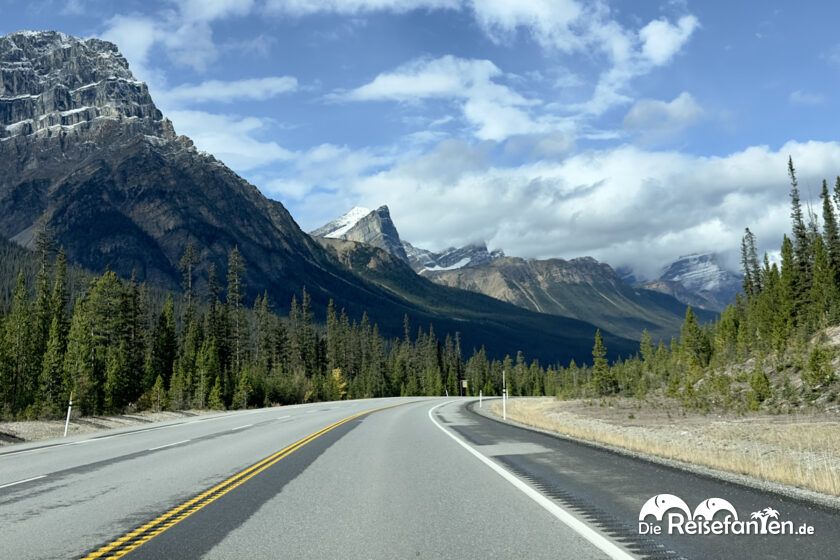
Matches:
[[3, 0, 840, 276]]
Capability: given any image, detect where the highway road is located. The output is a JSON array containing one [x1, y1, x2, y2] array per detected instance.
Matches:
[[0, 398, 838, 559]]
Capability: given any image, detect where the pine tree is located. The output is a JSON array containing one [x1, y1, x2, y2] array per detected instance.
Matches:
[[740, 228, 761, 296], [148, 294, 177, 388], [179, 242, 198, 314], [788, 157, 812, 306], [195, 336, 220, 409], [207, 376, 224, 410], [63, 295, 96, 415], [150, 374, 166, 412], [226, 246, 246, 375], [591, 329, 616, 395], [808, 236, 838, 327], [38, 313, 65, 416], [820, 179, 840, 281], [104, 341, 129, 413], [2, 272, 36, 414], [233, 367, 251, 409], [33, 225, 54, 370]]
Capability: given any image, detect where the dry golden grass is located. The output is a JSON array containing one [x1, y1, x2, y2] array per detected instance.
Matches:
[[490, 398, 840, 497]]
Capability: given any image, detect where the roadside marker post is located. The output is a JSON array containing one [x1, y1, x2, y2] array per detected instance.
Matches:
[[479, 390, 482, 407], [63, 392, 73, 438], [502, 370, 507, 420]]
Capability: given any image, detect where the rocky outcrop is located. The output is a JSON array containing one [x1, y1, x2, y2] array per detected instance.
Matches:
[[407, 241, 504, 272]]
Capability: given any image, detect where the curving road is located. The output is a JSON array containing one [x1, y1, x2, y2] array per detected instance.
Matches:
[[0, 398, 837, 559]]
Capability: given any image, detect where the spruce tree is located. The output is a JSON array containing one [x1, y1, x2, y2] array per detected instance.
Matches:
[[591, 329, 616, 395], [149, 294, 177, 388], [820, 179, 840, 280], [3, 272, 35, 414], [226, 246, 245, 375], [788, 157, 811, 305], [740, 228, 762, 296]]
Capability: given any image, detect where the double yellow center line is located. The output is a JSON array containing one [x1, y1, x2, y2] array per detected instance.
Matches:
[[81, 406, 381, 559]]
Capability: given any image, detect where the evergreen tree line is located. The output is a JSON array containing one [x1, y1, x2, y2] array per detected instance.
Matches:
[[0, 236, 559, 419], [563, 158, 840, 411], [2, 159, 837, 418]]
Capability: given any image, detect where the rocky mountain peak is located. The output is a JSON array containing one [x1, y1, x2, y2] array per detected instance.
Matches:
[[311, 205, 409, 263], [1, 30, 164, 140]]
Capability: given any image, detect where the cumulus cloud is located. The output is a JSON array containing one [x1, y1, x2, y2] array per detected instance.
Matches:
[[337, 55, 573, 141], [623, 92, 703, 142], [639, 15, 699, 66], [100, 0, 259, 79], [264, 0, 459, 16], [166, 110, 294, 170], [324, 140, 840, 278]]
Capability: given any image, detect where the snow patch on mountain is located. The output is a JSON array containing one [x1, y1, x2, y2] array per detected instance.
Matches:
[[660, 253, 735, 293], [423, 257, 472, 271], [311, 206, 371, 238]]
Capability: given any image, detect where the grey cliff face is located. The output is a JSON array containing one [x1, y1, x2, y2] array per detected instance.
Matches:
[[0, 30, 337, 297], [312, 206, 410, 263], [1, 31, 164, 139]]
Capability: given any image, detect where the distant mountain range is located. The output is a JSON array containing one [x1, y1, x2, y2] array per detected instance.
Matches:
[[0, 30, 640, 364], [638, 253, 742, 311], [311, 206, 729, 339]]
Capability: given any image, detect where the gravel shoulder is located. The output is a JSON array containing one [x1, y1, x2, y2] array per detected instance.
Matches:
[[0, 409, 219, 446], [486, 396, 840, 506]]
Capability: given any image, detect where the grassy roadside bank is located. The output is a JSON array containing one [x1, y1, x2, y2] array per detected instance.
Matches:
[[489, 397, 840, 497]]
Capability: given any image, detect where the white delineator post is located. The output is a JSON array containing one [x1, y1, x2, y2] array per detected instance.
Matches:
[[479, 390, 482, 407], [63, 393, 73, 438], [502, 369, 507, 420]]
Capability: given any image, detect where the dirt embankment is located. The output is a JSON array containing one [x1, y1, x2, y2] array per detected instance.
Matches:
[[0, 409, 218, 446], [489, 397, 840, 498]]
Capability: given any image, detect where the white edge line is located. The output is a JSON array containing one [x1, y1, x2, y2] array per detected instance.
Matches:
[[427, 401, 636, 560], [275, 415, 291, 420], [230, 424, 253, 431], [0, 475, 46, 489], [148, 439, 190, 451]]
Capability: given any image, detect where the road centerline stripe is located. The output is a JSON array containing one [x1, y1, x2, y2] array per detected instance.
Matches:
[[0, 475, 46, 489], [230, 424, 252, 431], [81, 404, 398, 560], [148, 440, 190, 451]]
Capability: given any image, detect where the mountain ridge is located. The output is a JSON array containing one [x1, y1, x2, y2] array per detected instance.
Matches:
[[0, 30, 629, 364]]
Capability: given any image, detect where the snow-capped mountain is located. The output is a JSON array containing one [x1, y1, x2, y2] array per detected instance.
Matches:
[[310, 206, 372, 239], [641, 253, 742, 311], [404, 241, 504, 273], [310, 205, 409, 262]]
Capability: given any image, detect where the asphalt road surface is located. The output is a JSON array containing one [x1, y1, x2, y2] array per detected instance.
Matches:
[[0, 398, 837, 559]]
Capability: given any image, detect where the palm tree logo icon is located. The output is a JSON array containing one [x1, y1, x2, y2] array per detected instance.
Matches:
[[750, 507, 780, 533]]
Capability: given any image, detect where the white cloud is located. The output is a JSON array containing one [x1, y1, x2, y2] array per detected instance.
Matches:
[[100, 1, 260, 78], [177, 0, 256, 21], [259, 143, 403, 206], [639, 15, 699, 66], [335, 140, 840, 277], [167, 110, 294, 170], [338, 55, 573, 141], [264, 0, 459, 16], [162, 77, 298, 105], [623, 92, 703, 141], [100, 15, 165, 84], [789, 89, 827, 106]]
